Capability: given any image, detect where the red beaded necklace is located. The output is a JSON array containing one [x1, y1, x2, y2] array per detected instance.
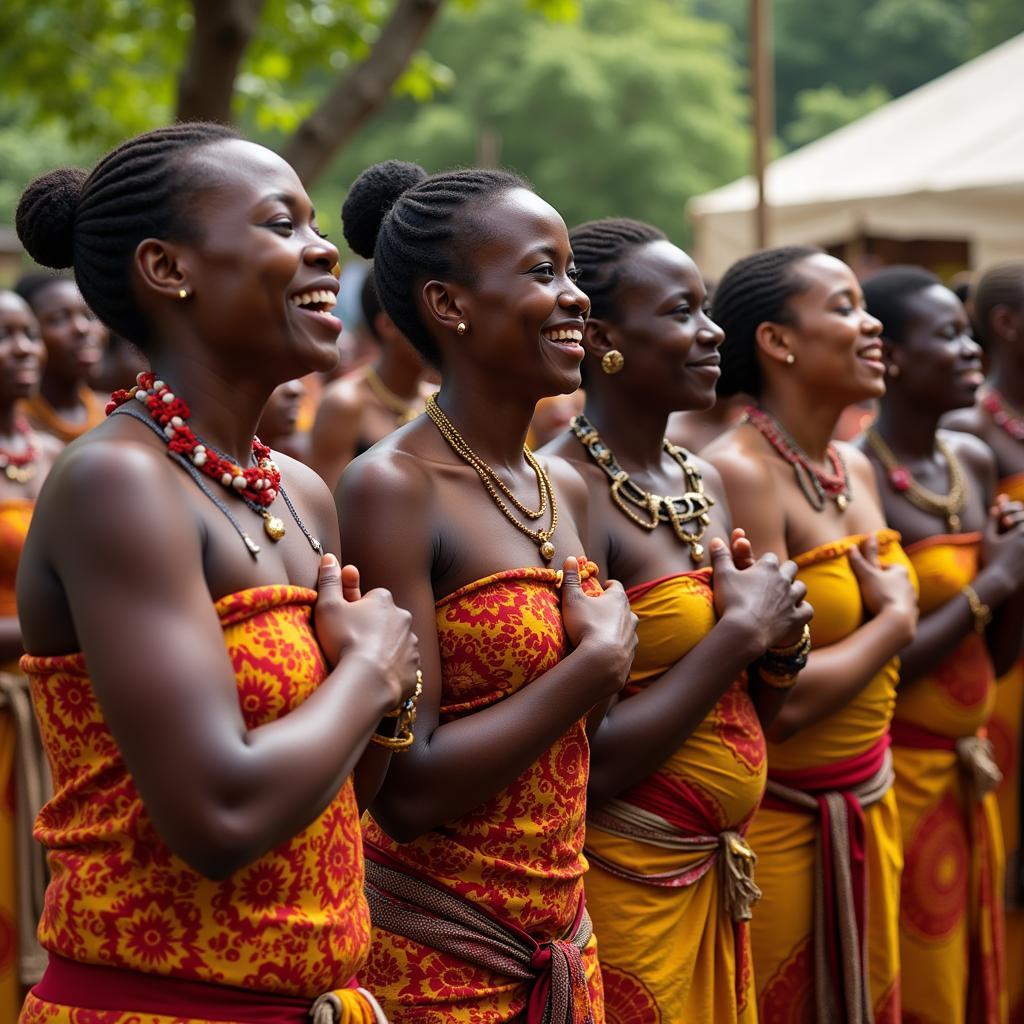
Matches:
[[981, 388, 1024, 442], [0, 417, 39, 483], [107, 372, 292, 547], [744, 405, 852, 512]]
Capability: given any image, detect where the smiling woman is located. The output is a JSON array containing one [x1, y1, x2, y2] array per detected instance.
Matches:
[[11, 124, 420, 1024], [336, 161, 637, 1024], [859, 266, 1024, 1024]]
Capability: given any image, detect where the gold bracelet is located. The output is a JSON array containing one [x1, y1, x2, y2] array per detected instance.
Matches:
[[371, 672, 423, 752], [766, 623, 811, 659], [757, 666, 800, 691], [961, 585, 992, 635]]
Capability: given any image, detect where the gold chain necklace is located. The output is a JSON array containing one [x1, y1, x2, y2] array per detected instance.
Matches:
[[866, 427, 968, 532], [570, 413, 714, 564], [425, 394, 558, 561], [364, 365, 419, 425]]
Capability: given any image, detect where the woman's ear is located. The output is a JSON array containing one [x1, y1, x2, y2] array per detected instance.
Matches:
[[754, 320, 794, 367], [583, 318, 620, 360], [421, 279, 468, 335], [135, 238, 193, 301]]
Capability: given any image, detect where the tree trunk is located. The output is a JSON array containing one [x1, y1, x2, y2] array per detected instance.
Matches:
[[177, 0, 266, 124], [282, 0, 445, 186]]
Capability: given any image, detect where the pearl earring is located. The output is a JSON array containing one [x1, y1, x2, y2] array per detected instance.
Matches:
[[457, 322, 467, 336], [178, 288, 190, 300], [785, 353, 796, 365]]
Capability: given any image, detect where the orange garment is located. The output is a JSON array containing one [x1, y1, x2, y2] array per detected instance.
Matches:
[[894, 534, 1006, 1024], [584, 569, 764, 1024], [361, 562, 605, 1023], [752, 530, 911, 1024], [19, 388, 105, 445], [0, 499, 36, 1020], [990, 473, 1024, 1024], [19, 585, 376, 1023]]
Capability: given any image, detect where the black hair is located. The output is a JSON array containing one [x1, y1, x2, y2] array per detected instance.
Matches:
[[13, 271, 72, 310], [861, 265, 941, 344], [341, 159, 528, 367], [359, 269, 383, 340], [973, 262, 1024, 349], [713, 246, 821, 398], [568, 218, 666, 321], [15, 122, 238, 349]]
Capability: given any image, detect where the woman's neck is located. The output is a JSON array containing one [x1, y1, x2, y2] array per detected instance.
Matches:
[[40, 373, 84, 414], [990, 354, 1024, 411], [375, 343, 423, 401], [873, 400, 941, 459], [758, 389, 842, 463], [0, 399, 19, 440], [149, 353, 273, 468], [583, 387, 668, 470]]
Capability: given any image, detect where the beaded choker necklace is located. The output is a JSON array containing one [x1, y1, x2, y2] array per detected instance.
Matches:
[[0, 417, 39, 483], [865, 427, 967, 532], [570, 414, 713, 564], [363, 365, 419, 426], [425, 394, 557, 562], [981, 388, 1024, 442], [744, 405, 852, 512], [108, 372, 322, 558]]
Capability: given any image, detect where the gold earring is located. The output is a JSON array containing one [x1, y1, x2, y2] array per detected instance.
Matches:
[[887, 363, 901, 378], [601, 350, 625, 375], [178, 288, 190, 300], [457, 322, 467, 336], [785, 353, 796, 365]]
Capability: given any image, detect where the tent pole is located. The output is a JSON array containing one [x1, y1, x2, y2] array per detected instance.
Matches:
[[750, 0, 773, 249]]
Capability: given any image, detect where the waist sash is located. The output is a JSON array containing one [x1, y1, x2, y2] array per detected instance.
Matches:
[[890, 719, 1002, 800], [31, 954, 386, 1024], [364, 846, 593, 1024], [761, 736, 893, 1024], [585, 799, 761, 921]]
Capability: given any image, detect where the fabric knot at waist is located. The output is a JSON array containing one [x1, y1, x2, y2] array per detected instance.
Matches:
[[890, 718, 1002, 800], [585, 797, 761, 921], [760, 735, 894, 1024], [364, 846, 594, 1024]]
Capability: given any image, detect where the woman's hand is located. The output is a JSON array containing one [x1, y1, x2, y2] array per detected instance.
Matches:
[[314, 555, 420, 709], [848, 535, 918, 637], [711, 538, 811, 650], [560, 557, 638, 697]]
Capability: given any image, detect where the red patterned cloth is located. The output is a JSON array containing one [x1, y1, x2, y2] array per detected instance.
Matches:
[[361, 561, 605, 1023], [19, 585, 374, 1020]]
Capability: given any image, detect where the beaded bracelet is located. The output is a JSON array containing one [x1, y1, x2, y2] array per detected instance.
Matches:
[[759, 624, 811, 675], [756, 665, 801, 690], [371, 673, 423, 752]]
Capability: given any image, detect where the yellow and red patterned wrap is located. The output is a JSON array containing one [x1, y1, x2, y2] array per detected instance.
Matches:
[[361, 561, 605, 1023]]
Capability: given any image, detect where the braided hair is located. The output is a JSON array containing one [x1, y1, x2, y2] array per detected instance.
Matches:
[[861, 265, 941, 344], [713, 246, 821, 398], [342, 160, 528, 367], [568, 218, 666, 321], [15, 122, 238, 349], [973, 262, 1024, 349]]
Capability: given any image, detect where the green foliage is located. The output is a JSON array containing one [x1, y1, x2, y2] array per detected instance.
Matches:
[[321, 0, 748, 247], [785, 84, 889, 149]]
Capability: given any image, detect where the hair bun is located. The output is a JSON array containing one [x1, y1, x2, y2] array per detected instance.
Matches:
[[15, 167, 88, 270], [342, 160, 427, 259]]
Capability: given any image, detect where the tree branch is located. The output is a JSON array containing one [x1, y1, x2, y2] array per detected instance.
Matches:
[[177, 0, 266, 123], [282, 0, 445, 185]]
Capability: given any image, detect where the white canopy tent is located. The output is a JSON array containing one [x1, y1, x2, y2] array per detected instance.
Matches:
[[688, 32, 1024, 278]]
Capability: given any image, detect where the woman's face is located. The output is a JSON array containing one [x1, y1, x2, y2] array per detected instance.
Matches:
[[602, 240, 724, 412], [888, 284, 983, 413], [153, 140, 343, 378], [0, 292, 46, 406], [29, 279, 104, 385], [442, 188, 590, 398], [782, 254, 885, 405]]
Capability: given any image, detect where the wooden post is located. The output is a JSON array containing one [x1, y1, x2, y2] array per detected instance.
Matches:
[[750, 0, 774, 249]]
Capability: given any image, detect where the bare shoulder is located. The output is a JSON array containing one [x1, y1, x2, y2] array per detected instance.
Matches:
[[314, 373, 363, 422], [537, 450, 590, 521], [942, 404, 988, 439], [270, 449, 339, 548], [689, 453, 726, 497], [836, 439, 884, 504], [703, 424, 776, 493], [940, 426, 996, 482], [338, 438, 434, 515]]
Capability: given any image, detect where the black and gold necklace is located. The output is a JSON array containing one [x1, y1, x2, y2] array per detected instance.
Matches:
[[570, 414, 713, 563]]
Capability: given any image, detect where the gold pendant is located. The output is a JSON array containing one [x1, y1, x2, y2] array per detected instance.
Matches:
[[690, 542, 704, 563], [263, 514, 286, 541], [540, 540, 555, 561], [948, 512, 961, 532], [836, 494, 849, 512]]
